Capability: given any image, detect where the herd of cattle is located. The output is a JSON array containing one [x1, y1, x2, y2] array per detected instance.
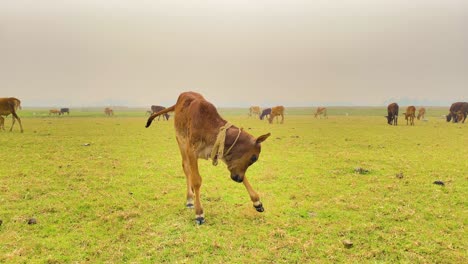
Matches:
[[0, 97, 467, 133], [144, 92, 467, 224], [0, 93, 467, 224], [385, 102, 467, 126], [251, 105, 329, 123]]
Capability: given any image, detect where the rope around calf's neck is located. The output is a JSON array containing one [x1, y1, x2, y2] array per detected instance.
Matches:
[[211, 122, 242, 166]]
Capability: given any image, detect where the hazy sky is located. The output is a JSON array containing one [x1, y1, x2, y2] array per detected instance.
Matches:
[[1, 0, 467, 107]]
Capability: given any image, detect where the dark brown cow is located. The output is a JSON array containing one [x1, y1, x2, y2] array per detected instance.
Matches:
[[0, 97, 23, 132], [268, 106, 285, 124], [104, 107, 114, 116], [146, 92, 270, 225], [151, 105, 170, 121], [446, 102, 468, 123], [403, 106, 416, 126], [385, 103, 399, 125], [259, 108, 271, 120], [314, 107, 327, 119], [417, 107, 426, 120], [60, 108, 70, 115]]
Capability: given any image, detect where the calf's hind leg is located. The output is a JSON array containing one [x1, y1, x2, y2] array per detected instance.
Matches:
[[176, 137, 195, 208], [186, 150, 205, 225]]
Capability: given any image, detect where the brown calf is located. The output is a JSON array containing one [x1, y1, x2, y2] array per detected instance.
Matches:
[[146, 92, 270, 225], [0, 97, 23, 132], [314, 107, 327, 119], [0, 116, 4, 131], [385, 103, 399, 125], [104, 107, 114, 116], [417, 107, 426, 120], [403, 106, 416, 126], [248, 106, 261, 117], [268, 106, 285, 124]]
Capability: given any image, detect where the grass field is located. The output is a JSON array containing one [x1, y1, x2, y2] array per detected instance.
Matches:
[[1, 107, 466, 263]]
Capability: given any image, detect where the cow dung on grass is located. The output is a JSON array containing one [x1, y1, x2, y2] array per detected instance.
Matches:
[[342, 240, 353, 248], [354, 167, 369, 174], [433, 181, 445, 186], [27, 218, 37, 225]]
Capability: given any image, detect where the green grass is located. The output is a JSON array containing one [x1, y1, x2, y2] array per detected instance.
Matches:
[[0, 108, 466, 263]]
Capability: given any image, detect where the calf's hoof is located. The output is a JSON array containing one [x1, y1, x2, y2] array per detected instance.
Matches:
[[254, 203, 264, 212], [186, 203, 194, 209], [195, 216, 205, 225]]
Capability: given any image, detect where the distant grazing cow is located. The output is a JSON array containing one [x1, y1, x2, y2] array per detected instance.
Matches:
[[403, 106, 416, 126], [268, 106, 285, 124], [60, 108, 70, 115], [146, 92, 270, 225], [151, 105, 170, 121], [49, 109, 61, 116], [0, 97, 23, 132], [446, 102, 468, 123], [104, 107, 114, 116], [314, 107, 327, 119], [385, 103, 399, 125], [417, 107, 426, 120], [249, 106, 261, 117], [259, 108, 271, 120]]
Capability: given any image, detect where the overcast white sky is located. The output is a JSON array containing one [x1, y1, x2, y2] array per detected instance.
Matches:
[[1, 0, 467, 107]]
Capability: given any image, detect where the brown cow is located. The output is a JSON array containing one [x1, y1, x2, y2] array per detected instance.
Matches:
[[403, 106, 416, 126], [385, 103, 399, 125], [446, 102, 468, 123], [104, 107, 114, 116], [146, 92, 270, 225], [417, 107, 426, 120], [268, 106, 285, 124], [0, 97, 23, 132], [314, 107, 327, 119], [49, 109, 61, 116], [0, 116, 4, 131], [248, 106, 261, 117]]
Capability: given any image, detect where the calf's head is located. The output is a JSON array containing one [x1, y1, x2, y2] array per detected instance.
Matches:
[[222, 131, 270, 183]]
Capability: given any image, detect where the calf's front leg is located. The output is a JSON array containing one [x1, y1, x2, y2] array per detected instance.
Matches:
[[242, 176, 264, 212]]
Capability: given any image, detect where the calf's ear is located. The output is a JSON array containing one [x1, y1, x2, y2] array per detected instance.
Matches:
[[256, 133, 271, 144]]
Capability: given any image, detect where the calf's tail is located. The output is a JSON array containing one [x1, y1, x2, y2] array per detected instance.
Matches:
[[146, 105, 175, 128]]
